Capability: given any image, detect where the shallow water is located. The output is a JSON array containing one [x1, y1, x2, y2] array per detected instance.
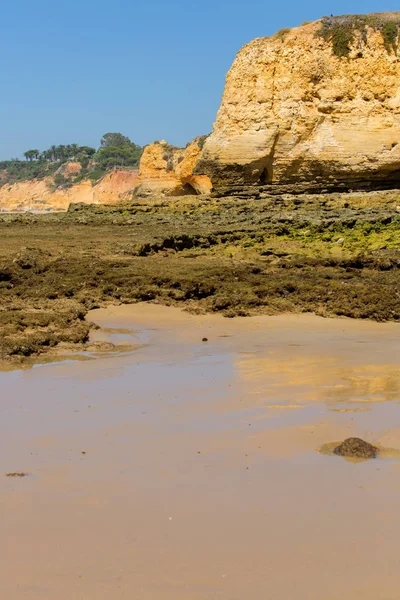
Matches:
[[1, 304, 400, 599]]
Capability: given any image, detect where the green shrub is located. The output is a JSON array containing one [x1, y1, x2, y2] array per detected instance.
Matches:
[[382, 20, 399, 54], [94, 144, 142, 170], [53, 174, 67, 186], [317, 14, 400, 58], [73, 173, 86, 184], [88, 169, 106, 182], [274, 28, 291, 40]]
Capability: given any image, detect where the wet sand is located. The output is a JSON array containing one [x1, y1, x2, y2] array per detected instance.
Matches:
[[1, 304, 400, 599]]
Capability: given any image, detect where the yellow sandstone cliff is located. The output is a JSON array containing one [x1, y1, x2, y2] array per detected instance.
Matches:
[[195, 13, 400, 195], [134, 137, 212, 197], [0, 169, 140, 211], [0, 138, 212, 211], [4, 12, 400, 207]]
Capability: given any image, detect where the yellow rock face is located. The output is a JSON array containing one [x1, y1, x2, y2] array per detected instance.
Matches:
[[135, 138, 212, 197], [56, 161, 82, 178], [196, 14, 400, 193], [0, 169, 140, 212], [175, 139, 213, 195], [0, 140, 212, 211]]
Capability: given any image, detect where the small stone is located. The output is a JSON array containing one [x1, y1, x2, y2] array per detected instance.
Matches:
[[334, 437, 378, 460]]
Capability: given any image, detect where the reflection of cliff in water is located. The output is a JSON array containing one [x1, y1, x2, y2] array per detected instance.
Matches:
[[235, 352, 400, 407]]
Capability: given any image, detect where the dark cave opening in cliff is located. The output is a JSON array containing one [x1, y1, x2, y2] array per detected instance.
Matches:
[[182, 183, 198, 196], [259, 168, 271, 185]]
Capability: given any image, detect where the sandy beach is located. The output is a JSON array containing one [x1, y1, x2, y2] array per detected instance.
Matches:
[[1, 304, 400, 599]]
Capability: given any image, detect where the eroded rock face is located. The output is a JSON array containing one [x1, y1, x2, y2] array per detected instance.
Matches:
[[55, 161, 82, 178], [0, 168, 140, 211], [334, 438, 379, 459], [0, 139, 212, 210], [135, 138, 212, 197], [196, 13, 400, 196]]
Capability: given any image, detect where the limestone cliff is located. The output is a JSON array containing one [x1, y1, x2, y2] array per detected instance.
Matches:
[[0, 138, 212, 210], [196, 13, 400, 195], [0, 169, 140, 212], [135, 138, 212, 197]]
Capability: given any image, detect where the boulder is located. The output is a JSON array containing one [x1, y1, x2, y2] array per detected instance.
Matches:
[[334, 437, 379, 459]]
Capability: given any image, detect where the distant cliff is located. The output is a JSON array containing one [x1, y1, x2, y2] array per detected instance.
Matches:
[[195, 12, 400, 196], [0, 138, 212, 211], [0, 168, 140, 212]]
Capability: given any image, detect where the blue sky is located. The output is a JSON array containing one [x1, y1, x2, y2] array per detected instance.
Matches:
[[1, 0, 399, 159]]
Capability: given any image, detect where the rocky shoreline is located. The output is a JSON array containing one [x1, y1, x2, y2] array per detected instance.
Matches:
[[0, 190, 399, 362], [2, 12, 400, 361]]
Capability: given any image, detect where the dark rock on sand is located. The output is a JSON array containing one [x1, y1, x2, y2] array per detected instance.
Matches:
[[334, 437, 378, 460]]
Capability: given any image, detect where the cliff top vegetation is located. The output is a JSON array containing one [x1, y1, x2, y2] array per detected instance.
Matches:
[[0, 133, 143, 189], [317, 12, 400, 58]]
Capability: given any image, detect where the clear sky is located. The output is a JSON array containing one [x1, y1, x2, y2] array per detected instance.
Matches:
[[1, 0, 399, 159]]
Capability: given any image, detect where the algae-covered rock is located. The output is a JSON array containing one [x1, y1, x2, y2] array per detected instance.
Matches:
[[334, 437, 378, 459]]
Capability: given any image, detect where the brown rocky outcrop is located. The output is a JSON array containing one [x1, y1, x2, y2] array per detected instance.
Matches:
[[0, 168, 140, 212], [195, 13, 400, 196], [334, 438, 379, 459], [55, 161, 82, 178], [134, 138, 212, 197]]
